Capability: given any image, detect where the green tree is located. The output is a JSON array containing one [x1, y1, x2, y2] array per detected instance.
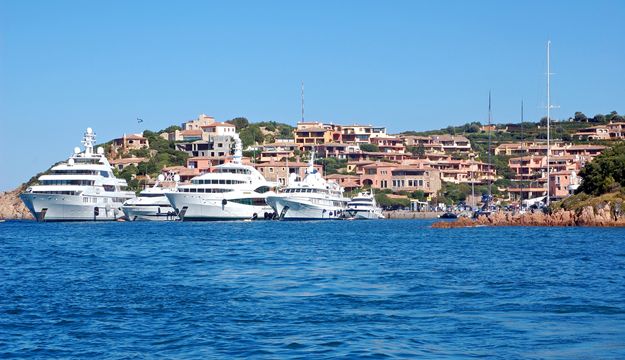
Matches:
[[240, 125, 264, 148], [573, 111, 588, 122], [226, 117, 250, 130], [161, 125, 181, 133], [591, 114, 606, 123], [375, 193, 410, 209], [316, 157, 347, 175], [577, 142, 625, 195], [359, 143, 380, 152]]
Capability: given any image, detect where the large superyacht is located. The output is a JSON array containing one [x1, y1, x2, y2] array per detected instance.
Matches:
[[265, 152, 349, 220], [165, 135, 276, 220], [20, 128, 136, 221]]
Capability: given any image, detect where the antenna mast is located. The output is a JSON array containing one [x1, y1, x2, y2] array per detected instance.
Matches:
[[546, 41, 552, 207], [301, 81, 305, 123]]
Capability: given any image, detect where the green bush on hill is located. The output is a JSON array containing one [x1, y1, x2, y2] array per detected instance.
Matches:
[[577, 142, 625, 196], [316, 158, 347, 175], [359, 143, 380, 152]]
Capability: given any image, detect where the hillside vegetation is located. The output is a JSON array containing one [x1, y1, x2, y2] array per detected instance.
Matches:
[[554, 142, 625, 212]]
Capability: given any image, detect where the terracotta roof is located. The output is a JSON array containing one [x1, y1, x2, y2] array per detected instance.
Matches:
[[161, 166, 201, 176], [180, 130, 203, 136], [566, 145, 606, 150], [318, 142, 348, 147], [125, 134, 146, 140], [341, 179, 360, 188], [325, 174, 359, 179], [109, 157, 147, 164], [296, 127, 330, 132], [362, 163, 397, 168]]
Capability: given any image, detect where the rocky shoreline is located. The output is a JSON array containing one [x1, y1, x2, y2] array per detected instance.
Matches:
[[433, 202, 625, 228], [0, 186, 33, 220]]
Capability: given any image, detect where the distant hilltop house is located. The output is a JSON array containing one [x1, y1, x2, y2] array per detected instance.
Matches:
[[574, 122, 625, 141], [162, 114, 236, 142], [110, 134, 149, 157], [109, 157, 147, 171], [479, 124, 507, 133]]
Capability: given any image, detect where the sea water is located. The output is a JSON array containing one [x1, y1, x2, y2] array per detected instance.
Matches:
[[1, 220, 624, 358]]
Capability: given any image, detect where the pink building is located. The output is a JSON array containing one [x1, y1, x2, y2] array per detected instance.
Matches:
[[549, 170, 580, 199]]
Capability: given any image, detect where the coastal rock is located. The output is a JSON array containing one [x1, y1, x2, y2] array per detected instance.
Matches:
[[0, 186, 33, 220], [432, 202, 625, 228]]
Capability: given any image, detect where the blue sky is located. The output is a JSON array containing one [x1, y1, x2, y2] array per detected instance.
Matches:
[[1, 0, 624, 190]]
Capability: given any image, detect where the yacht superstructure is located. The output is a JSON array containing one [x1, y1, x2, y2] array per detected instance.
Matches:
[[265, 152, 349, 220], [122, 174, 179, 221], [165, 135, 276, 221], [20, 128, 136, 221], [346, 191, 384, 220]]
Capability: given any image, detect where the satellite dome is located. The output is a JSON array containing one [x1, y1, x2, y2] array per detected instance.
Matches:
[[97, 147, 104, 154], [173, 174, 181, 182], [157, 174, 165, 182], [68, 158, 75, 166], [86, 127, 93, 134], [74, 147, 81, 154]]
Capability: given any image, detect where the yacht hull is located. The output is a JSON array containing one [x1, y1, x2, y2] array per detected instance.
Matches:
[[348, 209, 385, 220], [166, 193, 274, 221], [266, 196, 346, 220], [122, 205, 177, 221], [20, 193, 123, 221]]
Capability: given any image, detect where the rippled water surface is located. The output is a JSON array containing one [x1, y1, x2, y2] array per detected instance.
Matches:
[[1, 220, 625, 358]]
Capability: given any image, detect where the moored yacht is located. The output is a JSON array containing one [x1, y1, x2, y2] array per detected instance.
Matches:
[[345, 191, 384, 220], [122, 174, 179, 221], [20, 128, 136, 221], [165, 135, 276, 221], [266, 153, 349, 220]]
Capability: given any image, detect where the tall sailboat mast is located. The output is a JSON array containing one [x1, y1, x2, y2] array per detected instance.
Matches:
[[487, 91, 492, 203], [546, 41, 552, 206], [520, 100, 524, 205]]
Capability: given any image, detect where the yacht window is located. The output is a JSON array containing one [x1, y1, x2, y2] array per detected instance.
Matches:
[[103, 185, 115, 192], [254, 186, 270, 194]]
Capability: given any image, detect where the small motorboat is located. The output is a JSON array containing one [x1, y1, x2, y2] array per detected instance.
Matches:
[[439, 212, 458, 219]]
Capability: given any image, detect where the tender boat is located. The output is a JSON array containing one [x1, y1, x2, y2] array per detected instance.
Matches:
[[20, 128, 136, 221], [122, 174, 179, 221], [345, 191, 384, 220], [266, 152, 349, 220]]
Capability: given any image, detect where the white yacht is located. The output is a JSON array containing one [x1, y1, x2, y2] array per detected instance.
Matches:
[[165, 135, 276, 221], [266, 153, 349, 220], [346, 191, 385, 220], [20, 128, 136, 221], [122, 174, 179, 221]]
